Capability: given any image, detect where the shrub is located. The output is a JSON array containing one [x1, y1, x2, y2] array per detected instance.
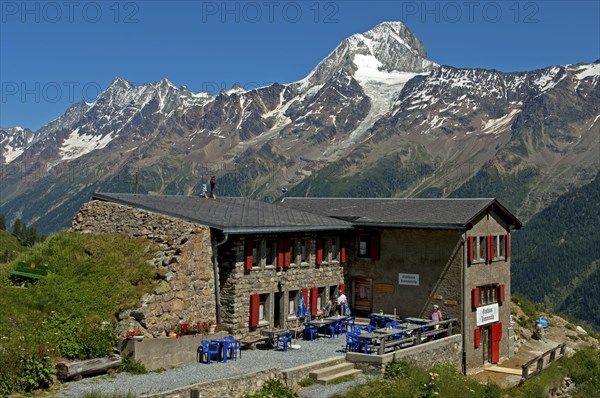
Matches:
[[118, 355, 147, 375], [244, 379, 297, 398]]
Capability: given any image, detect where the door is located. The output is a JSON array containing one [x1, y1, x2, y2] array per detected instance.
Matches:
[[482, 326, 490, 364], [274, 292, 283, 328], [353, 277, 372, 315]]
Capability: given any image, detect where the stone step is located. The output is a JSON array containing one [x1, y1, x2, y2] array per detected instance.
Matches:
[[316, 368, 363, 385], [309, 362, 355, 379]]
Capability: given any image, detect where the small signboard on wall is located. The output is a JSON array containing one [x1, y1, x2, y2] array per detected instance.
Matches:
[[374, 283, 395, 294], [398, 273, 419, 286], [476, 303, 499, 326]]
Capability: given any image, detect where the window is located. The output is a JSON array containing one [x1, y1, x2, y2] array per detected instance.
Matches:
[[497, 235, 506, 258], [300, 239, 309, 263], [252, 244, 259, 267], [330, 238, 338, 262], [318, 287, 326, 311], [290, 239, 298, 265], [358, 233, 380, 260], [358, 235, 370, 258], [288, 291, 297, 316], [479, 285, 498, 306], [265, 240, 277, 267], [259, 293, 268, 321], [476, 236, 486, 262], [322, 239, 329, 263]]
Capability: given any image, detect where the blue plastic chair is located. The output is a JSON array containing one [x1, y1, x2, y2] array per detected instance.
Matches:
[[326, 321, 339, 338], [278, 332, 293, 352], [344, 316, 356, 333], [224, 336, 242, 360], [345, 332, 358, 352], [354, 336, 371, 354], [304, 323, 319, 341], [198, 340, 219, 364]]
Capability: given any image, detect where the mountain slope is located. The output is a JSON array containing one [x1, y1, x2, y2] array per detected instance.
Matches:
[[0, 22, 598, 239], [512, 173, 600, 328]]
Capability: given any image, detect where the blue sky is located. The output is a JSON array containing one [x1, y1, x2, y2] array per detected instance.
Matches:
[[1, 0, 599, 130]]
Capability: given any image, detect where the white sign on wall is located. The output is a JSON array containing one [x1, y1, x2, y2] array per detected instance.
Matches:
[[476, 303, 499, 326], [398, 273, 420, 286]]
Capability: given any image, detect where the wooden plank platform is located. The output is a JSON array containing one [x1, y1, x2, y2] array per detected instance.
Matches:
[[484, 366, 522, 376]]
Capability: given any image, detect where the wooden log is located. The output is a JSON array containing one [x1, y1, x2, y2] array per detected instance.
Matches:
[[56, 354, 122, 381]]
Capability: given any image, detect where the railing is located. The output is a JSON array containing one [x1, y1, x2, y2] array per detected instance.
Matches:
[[520, 343, 566, 382], [368, 318, 459, 355]]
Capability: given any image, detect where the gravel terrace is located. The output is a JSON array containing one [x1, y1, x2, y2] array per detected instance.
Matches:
[[48, 336, 360, 398]]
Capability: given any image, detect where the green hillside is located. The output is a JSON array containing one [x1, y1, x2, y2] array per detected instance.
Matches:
[[511, 172, 600, 329], [0, 231, 158, 395], [0, 230, 25, 263]]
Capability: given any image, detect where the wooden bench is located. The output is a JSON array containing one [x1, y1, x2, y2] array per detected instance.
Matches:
[[240, 336, 269, 350], [10, 261, 49, 281]]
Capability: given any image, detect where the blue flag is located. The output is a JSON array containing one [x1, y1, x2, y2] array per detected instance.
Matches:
[[297, 293, 307, 318]]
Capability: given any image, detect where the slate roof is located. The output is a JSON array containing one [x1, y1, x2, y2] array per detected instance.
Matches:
[[280, 198, 523, 230], [92, 193, 352, 234]]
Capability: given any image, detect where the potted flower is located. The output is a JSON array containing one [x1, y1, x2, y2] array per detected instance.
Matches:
[[126, 329, 145, 341]]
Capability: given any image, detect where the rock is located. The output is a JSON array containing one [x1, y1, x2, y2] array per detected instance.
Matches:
[[131, 309, 146, 321], [575, 326, 587, 335]]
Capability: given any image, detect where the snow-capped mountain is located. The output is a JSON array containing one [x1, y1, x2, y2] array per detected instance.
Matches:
[[0, 126, 35, 164], [1, 22, 599, 234]]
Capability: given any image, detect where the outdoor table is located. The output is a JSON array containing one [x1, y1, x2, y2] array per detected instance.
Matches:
[[308, 316, 349, 337], [261, 329, 289, 347], [369, 313, 398, 328], [359, 327, 406, 355], [210, 339, 233, 362], [402, 317, 435, 332]]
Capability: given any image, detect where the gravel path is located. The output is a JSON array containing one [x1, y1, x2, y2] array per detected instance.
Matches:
[[48, 336, 357, 397]]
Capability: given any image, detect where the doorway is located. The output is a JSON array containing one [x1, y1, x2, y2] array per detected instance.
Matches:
[[274, 292, 283, 328], [482, 326, 491, 364], [353, 277, 372, 315]]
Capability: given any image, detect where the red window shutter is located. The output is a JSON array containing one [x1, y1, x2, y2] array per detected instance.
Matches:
[[301, 288, 308, 308], [505, 234, 511, 259], [498, 284, 505, 304], [339, 283, 346, 295], [474, 328, 481, 348], [277, 238, 285, 267], [340, 244, 346, 263], [244, 240, 253, 270], [492, 322, 503, 341], [472, 287, 480, 310], [467, 236, 474, 264], [315, 239, 323, 265], [249, 294, 259, 327], [491, 322, 503, 364], [284, 239, 291, 267], [370, 233, 380, 260], [310, 287, 318, 316], [487, 235, 494, 262]]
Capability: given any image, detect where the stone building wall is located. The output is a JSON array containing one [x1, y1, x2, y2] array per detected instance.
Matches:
[[70, 200, 216, 336], [218, 235, 346, 337]]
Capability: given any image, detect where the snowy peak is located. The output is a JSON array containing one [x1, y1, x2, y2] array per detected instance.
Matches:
[[299, 21, 437, 90], [0, 126, 35, 163]]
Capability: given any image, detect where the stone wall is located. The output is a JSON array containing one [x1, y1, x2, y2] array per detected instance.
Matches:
[[347, 334, 462, 373], [142, 368, 283, 398], [121, 332, 226, 371], [71, 200, 216, 336], [219, 235, 345, 337]]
